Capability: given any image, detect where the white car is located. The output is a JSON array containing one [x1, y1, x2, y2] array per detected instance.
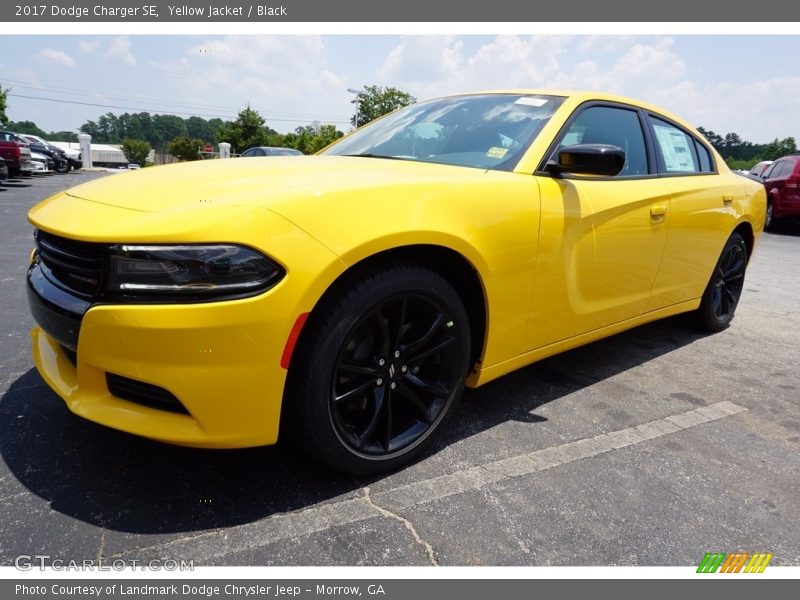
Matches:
[[29, 152, 52, 173]]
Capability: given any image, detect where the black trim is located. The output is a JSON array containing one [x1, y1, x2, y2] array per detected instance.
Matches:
[[106, 373, 190, 415], [535, 100, 654, 179], [534, 99, 720, 181], [27, 263, 90, 350], [645, 112, 719, 175]]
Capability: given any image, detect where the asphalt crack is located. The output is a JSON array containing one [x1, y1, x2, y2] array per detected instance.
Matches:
[[363, 486, 439, 566]]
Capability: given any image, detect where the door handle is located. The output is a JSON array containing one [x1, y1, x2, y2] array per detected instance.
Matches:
[[650, 205, 668, 217], [723, 194, 734, 205]]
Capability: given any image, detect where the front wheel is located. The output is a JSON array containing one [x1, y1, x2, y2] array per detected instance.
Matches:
[[284, 265, 471, 475], [694, 232, 747, 332]]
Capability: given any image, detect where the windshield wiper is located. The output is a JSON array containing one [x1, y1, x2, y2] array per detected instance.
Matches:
[[341, 153, 406, 160]]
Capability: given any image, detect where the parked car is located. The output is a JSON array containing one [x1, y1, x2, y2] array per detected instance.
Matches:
[[46, 140, 83, 171], [26, 90, 766, 474], [127, 163, 140, 170], [30, 151, 54, 173], [0, 130, 33, 176], [19, 134, 69, 173], [762, 153, 800, 230], [749, 160, 773, 178], [241, 146, 303, 157]]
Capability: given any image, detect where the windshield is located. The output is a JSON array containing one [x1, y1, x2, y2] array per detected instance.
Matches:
[[323, 93, 565, 171]]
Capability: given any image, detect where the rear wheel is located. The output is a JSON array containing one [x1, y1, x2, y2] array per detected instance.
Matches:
[[695, 232, 747, 332], [285, 264, 471, 475], [764, 200, 775, 232]]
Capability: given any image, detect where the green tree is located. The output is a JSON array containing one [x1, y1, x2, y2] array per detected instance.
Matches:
[[351, 85, 416, 128], [215, 105, 269, 153], [8, 120, 47, 137], [167, 136, 203, 161], [762, 137, 797, 161], [47, 131, 79, 142], [697, 127, 723, 149], [120, 138, 151, 166], [152, 114, 188, 150], [0, 85, 10, 128], [304, 124, 343, 153]]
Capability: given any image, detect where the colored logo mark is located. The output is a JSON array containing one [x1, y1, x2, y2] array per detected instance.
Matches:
[[697, 552, 773, 573]]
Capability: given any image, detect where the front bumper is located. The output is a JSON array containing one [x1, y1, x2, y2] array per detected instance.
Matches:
[[30, 288, 293, 448], [26, 195, 346, 448]]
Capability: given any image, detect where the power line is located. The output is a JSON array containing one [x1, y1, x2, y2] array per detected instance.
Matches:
[[1, 77, 349, 120], [8, 93, 352, 125]]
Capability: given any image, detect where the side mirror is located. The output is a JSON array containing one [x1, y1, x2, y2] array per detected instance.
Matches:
[[547, 144, 625, 177]]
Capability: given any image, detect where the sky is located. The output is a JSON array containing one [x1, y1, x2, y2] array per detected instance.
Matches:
[[1, 35, 798, 143]]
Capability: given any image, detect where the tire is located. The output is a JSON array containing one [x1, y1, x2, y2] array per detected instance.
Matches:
[[694, 232, 747, 332], [764, 200, 775, 232], [284, 264, 471, 475]]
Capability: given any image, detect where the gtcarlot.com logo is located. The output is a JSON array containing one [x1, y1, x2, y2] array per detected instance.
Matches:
[[697, 552, 773, 573], [14, 555, 194, 571]]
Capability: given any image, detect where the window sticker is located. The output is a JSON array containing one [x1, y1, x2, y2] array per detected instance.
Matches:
[[485, 146, 509, 159], [515, 97, 548, 107], [654, 124, 694, 171]]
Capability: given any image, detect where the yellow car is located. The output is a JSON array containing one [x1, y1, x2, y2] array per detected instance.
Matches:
[[26, 90, 766, 474]]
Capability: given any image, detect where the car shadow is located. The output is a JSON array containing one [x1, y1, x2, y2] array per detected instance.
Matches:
[[0, 315, 706, 536], [1, 180, 33, 188], [766, 220, 800, 237]]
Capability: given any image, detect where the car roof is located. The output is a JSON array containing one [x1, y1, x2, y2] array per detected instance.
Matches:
[[426, 89, 702, 134]]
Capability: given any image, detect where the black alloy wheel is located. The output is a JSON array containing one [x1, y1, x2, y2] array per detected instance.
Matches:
[[695, 232, 747, 332], [285, 265, 471, 475], [330, 293, 462, 456]]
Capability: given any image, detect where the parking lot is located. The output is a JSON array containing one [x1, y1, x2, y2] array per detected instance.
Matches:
[[1, 170, 798, 567]]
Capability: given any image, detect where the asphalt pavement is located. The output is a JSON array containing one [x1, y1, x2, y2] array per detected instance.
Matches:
[[1, 170, 798, 566]]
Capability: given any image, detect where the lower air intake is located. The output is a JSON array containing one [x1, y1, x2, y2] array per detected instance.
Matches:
[[106, 373, 190, 415]]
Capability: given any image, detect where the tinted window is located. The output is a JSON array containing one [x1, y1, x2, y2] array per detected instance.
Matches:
[[555, 106, 649, 176], [651, 117, 700, 173], [324, 94, 565, 171], [694, 139, 713, 172], [768, 161, 789, 179]]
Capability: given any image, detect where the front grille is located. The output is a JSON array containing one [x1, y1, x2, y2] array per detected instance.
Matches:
[[35, 230, 105, 297], [106, 373, 190, 415]]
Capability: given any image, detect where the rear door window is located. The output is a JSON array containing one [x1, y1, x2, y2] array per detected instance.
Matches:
[[650, 117, 700, 173]]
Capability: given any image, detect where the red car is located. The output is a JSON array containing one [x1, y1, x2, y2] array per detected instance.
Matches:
[[763, 154, 800, 230]]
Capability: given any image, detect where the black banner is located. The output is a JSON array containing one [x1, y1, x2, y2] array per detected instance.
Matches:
[[4, 579, 798, 600], [0, 0, 792, 22]]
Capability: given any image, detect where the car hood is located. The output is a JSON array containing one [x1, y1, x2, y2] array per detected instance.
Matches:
[[61, 156, 487, 214]]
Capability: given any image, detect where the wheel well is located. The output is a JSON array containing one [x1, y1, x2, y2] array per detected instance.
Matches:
[[314, 245, 488, 370], [734, 221, 755, 263]]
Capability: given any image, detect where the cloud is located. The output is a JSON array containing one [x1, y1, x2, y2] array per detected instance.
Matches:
[[379, 35, 573, 98], [78, 40, 100, 54], [379, 36, 463, 83], [375, 35, 797, 141], [104, 36, 136, 66], [177, 36, 351, 126], [35, 48, 75, 68]]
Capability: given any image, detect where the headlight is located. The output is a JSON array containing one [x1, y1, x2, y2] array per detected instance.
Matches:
[[105, 244, 284, 301]]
